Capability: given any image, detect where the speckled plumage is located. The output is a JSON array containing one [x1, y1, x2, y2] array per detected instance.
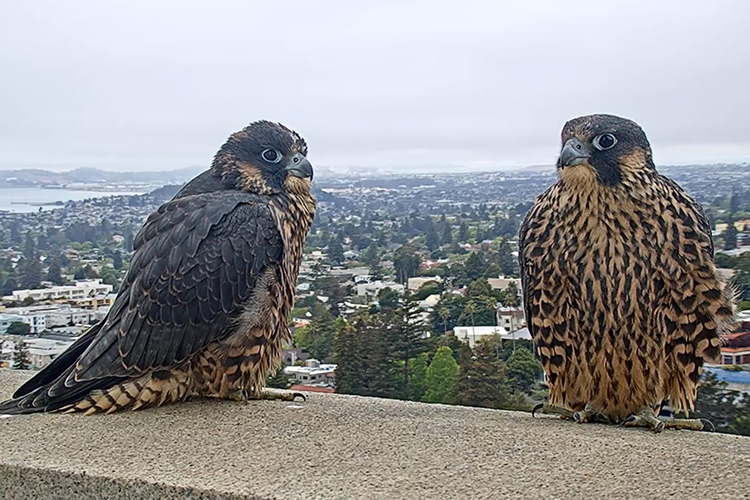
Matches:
[[0, 121, 315, 415], [520, 114, 733, 422]]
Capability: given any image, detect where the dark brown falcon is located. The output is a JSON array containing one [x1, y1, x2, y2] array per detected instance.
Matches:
[[520, 114, 733, 432], [0, 121, 315, 414]]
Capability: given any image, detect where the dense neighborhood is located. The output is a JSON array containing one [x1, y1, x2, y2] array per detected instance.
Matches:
[[1, 164, 749, 435]]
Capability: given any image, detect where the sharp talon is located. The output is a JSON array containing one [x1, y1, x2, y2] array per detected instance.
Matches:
[[532, 403, 543, 418], [653, 421, 665, 433], [620, 415, 636, 426], [573, 412, 583, 423], [700, 418, 715, 432], [293, 392, 306, 402]]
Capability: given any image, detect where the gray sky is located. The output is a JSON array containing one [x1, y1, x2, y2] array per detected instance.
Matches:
[[1, 0, 749, 172]]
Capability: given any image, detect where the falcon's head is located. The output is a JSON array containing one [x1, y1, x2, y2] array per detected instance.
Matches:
[[212, 121, 313, 197], [557, 114, 654, 187]]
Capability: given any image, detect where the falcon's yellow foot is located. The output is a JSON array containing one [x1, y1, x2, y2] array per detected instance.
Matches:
[[531, 403, 575, 420], [572, 403, 611, 424], [621, 407, 712, 433], [621, 407, 665, 433], [224, 388, 306, 402], [257, 388, 306, 402]]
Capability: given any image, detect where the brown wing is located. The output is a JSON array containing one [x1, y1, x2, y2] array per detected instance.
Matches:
[[656, 175, 732, 412]]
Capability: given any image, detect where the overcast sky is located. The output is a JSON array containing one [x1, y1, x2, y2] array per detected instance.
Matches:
[[1, 0, 749, 172]]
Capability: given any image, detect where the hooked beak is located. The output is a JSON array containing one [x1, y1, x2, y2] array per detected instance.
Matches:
[[559, 137, 591, 168], [284, 153, 313, 179]]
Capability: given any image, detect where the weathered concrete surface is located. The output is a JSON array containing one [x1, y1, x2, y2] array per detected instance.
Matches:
[[0, 369, 748, 500]]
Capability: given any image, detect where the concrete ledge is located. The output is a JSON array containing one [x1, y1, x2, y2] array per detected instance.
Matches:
[[1, 370, 748, 499]]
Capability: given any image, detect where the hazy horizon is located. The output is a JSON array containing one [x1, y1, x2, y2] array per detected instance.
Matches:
[[2, 1, 749, 172]]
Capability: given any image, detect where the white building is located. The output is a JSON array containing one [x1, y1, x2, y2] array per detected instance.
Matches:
[[3, 279, 113, 303], [0, 311, 46, 334], [452, 325, 531, 348], [284, 359, 336, 385], [356, 281, 405, 300], [1, 337, 77, 369], [497, 306, 526, 332], [419, 294, 441, 311], [487, 276, 521, 292], [1, 304, 97, 331]]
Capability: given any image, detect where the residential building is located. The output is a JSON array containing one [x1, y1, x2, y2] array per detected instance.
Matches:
[[451, 325, 534, 348], [356, 280, 405, 300], [497, 306, 526, 332], [3, 279, 113, 303], [721, 331, 750, 365], [487, 276, 521, 292], [284, 359, 336, 387], [0, 311, 46, 334]]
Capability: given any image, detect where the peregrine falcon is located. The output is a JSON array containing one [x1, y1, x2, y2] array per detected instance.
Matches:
[[0, 121, 315, 414], [520, 114, 733, 432]]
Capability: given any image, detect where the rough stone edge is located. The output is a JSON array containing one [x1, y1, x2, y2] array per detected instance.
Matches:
[[0, 463, 265, 500]]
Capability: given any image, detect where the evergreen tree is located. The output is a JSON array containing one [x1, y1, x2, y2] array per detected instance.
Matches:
[[425, 224, 440, 251], [449, 336, 511, 409], [392, 296, 428, 398], [393, 245, 421, 284], [13, 340, 31, 370], [296, 307, 337, 361], [464, 252, 487, 281], [2, 273, 18, 296], [692, 371, 746, 433], [423, 346, 459, 403], [724, 221, 738, 251], [23, 232, 35, 259], [362, 243, 381, 268], [407, 353, 429, 401], [505, 347, 543, 393], [377, 287, 400, 310], [37, 234, 49, 251], [265, 365, 292, 389], [332, 319, 360, 394], [112, 251, 123, 270], [45, 256, 65, 285], [327, 239, 345, 265], [333, 312, 399, 398], [458, 222, 469, 242], [9, 222, 21, 245], [19, 255, 42, 290], [730, 192, 740, 214], [7, 321, 31, 335], [497, 239, 516, 276], [123, 229, 135, 252], [73, 267, 86, 280], [441, 221, 453, 244]]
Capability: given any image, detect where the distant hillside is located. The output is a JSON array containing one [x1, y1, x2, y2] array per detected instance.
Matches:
[[0, 166, 204, 187]]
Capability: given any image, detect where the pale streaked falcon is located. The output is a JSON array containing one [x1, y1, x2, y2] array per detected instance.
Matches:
[[520, 114, 733, 432]]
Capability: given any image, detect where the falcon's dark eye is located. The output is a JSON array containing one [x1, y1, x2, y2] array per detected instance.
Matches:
[[261, 149, 282, 163], [593, 133, 617, 151]]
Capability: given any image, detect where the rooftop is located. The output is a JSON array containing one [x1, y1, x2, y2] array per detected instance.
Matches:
[[0, 369, 748, 500]]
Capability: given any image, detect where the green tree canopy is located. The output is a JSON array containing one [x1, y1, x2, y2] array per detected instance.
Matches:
[[423, 346, 459, 403], [13, 340, 31, 370], [448, 336, 511, 409], [505, 347, 543, 393], [7, 321, 31, 336]]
